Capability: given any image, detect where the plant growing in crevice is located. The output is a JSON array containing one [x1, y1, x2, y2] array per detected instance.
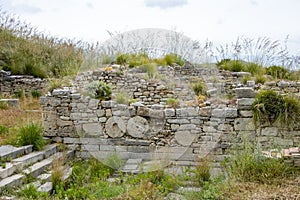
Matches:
[[192, 81, 207, 96], [85, 80, 112, 100], [17, 122, 44, 150]]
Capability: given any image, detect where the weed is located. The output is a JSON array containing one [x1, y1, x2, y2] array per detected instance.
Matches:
[[52, 156, 65, 191], [31, 90, 42, 98], [164, 53, 185, 66], [224, 141, 292, 184], [252, 90, 285, 125], [255, 74, 267, 84], [115, 92, 129, 105], [195, 157, 211, 186], [17, 122, 44, 150], [282, 95, 300, 128], [166, 98, 179, 108], [104, 153, 125, 170], [141, 62, 158, 79], [85, 81, 112, 100], [20, 183, 48, 199], [266, 65, 289, 79], [0, 101, 9, 110], [246, 62, 265, 75], [0, 125, 8, 134], [192, 81, 207, 96], [242, 75, 252, 85]]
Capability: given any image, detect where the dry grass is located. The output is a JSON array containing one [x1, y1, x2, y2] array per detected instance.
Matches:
[[223, 175, 300, 200], [0, 97, 42, 145]]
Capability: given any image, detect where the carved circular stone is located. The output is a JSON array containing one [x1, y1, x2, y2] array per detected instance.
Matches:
[[127, 116, 149, 138], [105, 116, 126, 138], [175, 131, 195, 146]]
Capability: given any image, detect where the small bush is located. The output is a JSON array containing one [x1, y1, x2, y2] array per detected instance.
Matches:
[[17, 122, 44, 150], [193, 81, 207, 96], [104, 153, 125, 170], [252, 90, 285, 125], [85, 81, 112, 100]]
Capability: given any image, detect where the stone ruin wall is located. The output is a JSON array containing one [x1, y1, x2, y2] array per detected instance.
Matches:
[[40, 66, 300, 171], [0, 70, 47, 97]]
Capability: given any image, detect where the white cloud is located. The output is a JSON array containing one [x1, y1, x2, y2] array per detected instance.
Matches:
[[144, 0, 188, 9]]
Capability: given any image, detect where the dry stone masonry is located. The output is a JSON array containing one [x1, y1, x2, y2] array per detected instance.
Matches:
[[40, 66, 300, 171]]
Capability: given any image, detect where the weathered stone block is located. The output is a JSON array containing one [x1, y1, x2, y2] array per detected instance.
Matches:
[[167, 119, 190, 124], [149, 109, 165, 119], [237, 98, 255, 109], [82, 123, 103, 136], [234, 118, 255, 131], [239, 110, 253, 117], [235, 87, 255, 98], [179, 124, 196, 131], [261, 127, 278, 137], [164, 108, 175, 117]]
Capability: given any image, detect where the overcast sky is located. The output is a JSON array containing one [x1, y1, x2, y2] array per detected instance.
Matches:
[[1, 0, 300, 54]]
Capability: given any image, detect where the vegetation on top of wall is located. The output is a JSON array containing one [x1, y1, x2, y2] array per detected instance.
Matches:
[[115, 52, 185, 68], [251, 90, 300, 127], [0, 8, 87, 78]]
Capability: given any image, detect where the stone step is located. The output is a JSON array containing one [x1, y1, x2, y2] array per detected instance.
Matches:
[[23, 151, 65, 178], [119, 159, 143, 174], [0, 145, 33, 160], [0, 174, 25, 189], [0, 144, 58, 180]]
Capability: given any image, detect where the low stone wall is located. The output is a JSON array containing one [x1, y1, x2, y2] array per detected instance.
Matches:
[[0, 70, 47, 97], [40, 86, 300, 169]]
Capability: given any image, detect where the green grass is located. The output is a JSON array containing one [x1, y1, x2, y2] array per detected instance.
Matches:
[[17, 122, 45, 150], [85, 80, 112, 100]]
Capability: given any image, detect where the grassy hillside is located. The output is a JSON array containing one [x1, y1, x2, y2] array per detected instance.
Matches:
[[0, 8, 86, 78]]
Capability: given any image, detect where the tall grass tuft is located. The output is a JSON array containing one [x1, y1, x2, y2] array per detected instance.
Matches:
[[17, 122, 44, 150]]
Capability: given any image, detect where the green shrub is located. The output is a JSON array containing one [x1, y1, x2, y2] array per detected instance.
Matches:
[[266, 65, 289, 79], [17, 122, 44, 150], [193, 81, 207, 96], [14, 90, 25, 99], [225, 142, 292, 184], [216, 59, 245, 72], [104, 153, 125, 170], [116, 53, 129, 66], [216, 58, 231, 69], [252, 90, 285, 125], [85, 81, 112, 100]]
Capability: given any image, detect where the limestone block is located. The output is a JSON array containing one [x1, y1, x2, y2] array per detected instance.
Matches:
[[179, 124, 196, 131], [261, 127, 278, 136], [237, 98, 255, 110], [88, 99, 99, 109], [149, 109, 165, 119], [105, 116, 126, 138], [82, 123, 103, 136], [234, 118, 255, 131], [127, 116, 149, 138], [235, 87, 255, 98], [239, 110, 253, 117], [199, 106, 212, 117], [164, 108, 175, 117], [167, 119, 190, 124]]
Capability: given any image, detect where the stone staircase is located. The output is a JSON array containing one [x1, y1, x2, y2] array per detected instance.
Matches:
[[0, 144, 74, 195]]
